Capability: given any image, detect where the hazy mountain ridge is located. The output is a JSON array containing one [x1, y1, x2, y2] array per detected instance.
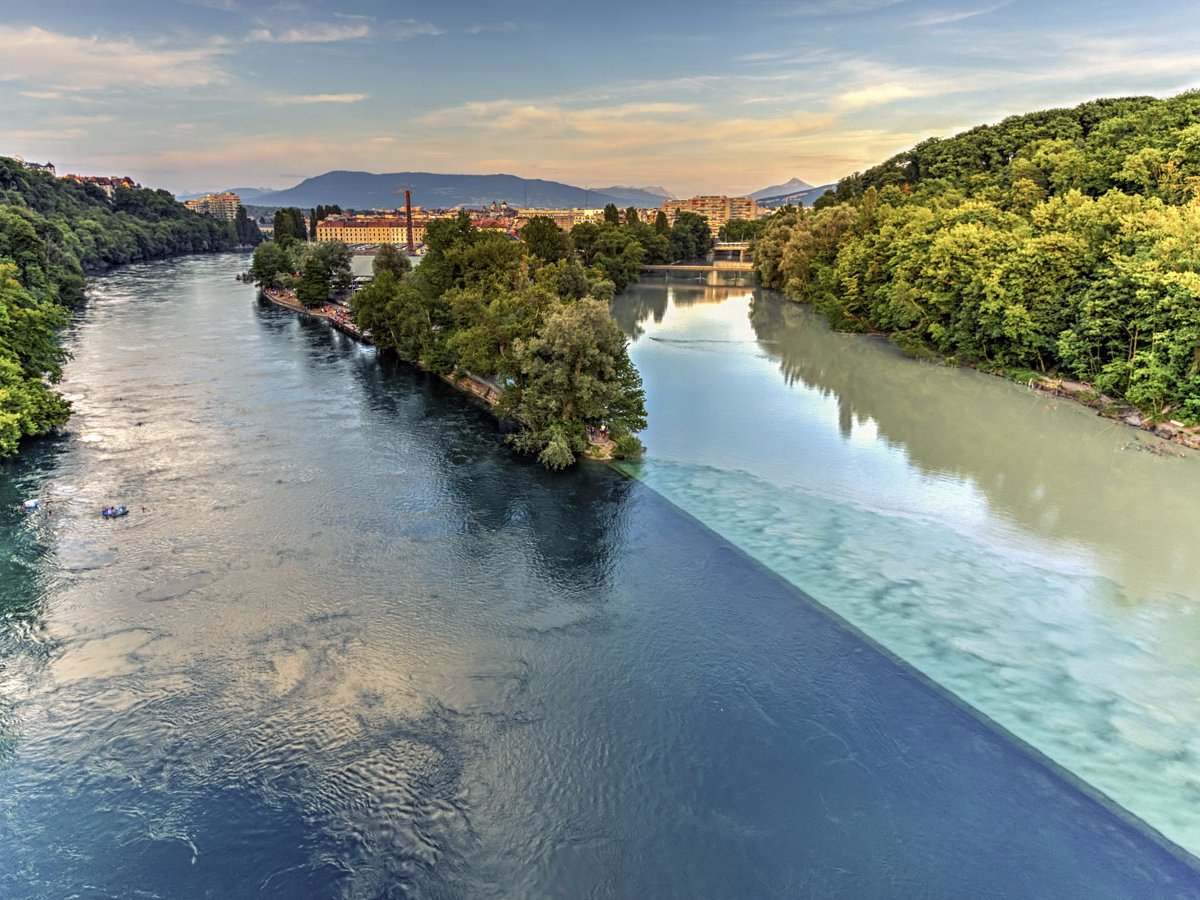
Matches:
[[750, 177, 815, 200], [594, 185, 676, 204], [755, 183, 837, 208], [224, 171, 676, 211]]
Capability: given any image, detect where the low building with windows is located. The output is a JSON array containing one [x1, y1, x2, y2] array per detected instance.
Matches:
[[315, 216, 427, 246], [513, 208, 605, 232]]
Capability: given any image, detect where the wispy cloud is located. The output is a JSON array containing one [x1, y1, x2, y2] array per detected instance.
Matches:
[[391, 20, 443, 39], [837, 81, 931, 109], [466, 22, 519, 35], [913, 1, 1011, 27], [51, 114, 116, 125], [267, 93, 369, 105], [248, 22, 369, 42], [0, 26, 228, 91]]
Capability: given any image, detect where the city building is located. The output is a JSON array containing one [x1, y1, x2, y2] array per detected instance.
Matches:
[[13, 157, 57, 176], [316, 215, 428, 246], [62, 174, 139, 199], [471, 217, 515, 235], [662, 195, 759, 235], [183, 191, 242, 221], [513, 208, 606, 232]]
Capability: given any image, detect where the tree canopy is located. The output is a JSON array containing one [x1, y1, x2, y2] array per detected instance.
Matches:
[[0, 156, 248, 456], [752, 90, 1200, 423], [333, 217, 648, 467]]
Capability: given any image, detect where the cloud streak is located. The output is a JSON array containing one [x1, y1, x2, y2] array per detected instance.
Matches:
[[248, 22, 369, 42], [913, 1, 1011, 27], [0, 26, 228, 90], [268, 93, 369, 105]]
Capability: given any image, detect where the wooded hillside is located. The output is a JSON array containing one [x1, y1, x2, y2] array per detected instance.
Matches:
[[755, 92, 1200, 422]]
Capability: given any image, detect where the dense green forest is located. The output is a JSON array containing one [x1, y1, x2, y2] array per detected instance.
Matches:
[[754, 91, 1200, 422], [251, 210, 660, 468], [0, 157, 261, 457]]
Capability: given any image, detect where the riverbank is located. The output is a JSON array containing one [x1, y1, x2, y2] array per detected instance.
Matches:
[[767, 291, 1200, 455], [260, 286, 619, 462], [1027, 375, 1200, 453], [260, 286, 371, 343]]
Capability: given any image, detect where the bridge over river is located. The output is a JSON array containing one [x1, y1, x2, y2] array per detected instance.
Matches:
[[642, 241, 754, 273]]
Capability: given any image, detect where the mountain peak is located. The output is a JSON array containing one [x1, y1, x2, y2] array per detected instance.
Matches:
[[750, 177, 815, 200]]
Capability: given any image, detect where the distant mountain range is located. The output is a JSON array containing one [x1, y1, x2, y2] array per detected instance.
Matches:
[[189, 172, 676, 211], [181, 171, 837, 211]]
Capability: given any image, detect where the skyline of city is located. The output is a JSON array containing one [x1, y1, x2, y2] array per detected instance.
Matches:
[[4, 0, 1200, 196]]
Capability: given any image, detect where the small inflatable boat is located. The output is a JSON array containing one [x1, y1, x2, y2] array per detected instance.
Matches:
[[22, 499, 40, 511], [101, 505, 128, 518]]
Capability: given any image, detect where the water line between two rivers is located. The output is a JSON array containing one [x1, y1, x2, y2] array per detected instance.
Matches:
[[0, 255, 1198, 896]]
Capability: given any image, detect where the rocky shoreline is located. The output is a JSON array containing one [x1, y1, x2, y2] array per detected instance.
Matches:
[[1029, 376, 1200, 453]]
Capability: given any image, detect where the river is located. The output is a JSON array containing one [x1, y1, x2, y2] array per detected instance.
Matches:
[[0, 255, 1197, 897]]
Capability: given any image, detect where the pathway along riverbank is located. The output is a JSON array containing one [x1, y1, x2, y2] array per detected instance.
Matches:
[[259, 285, 619, 461]]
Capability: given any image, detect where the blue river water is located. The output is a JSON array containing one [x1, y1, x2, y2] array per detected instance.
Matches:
[[0, 255, 1198, 897]]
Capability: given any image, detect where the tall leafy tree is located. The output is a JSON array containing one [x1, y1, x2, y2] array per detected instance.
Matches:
[[505, 297, 647, 469], [373, 243, 411, 280], [521, 215, 572, 263], [273, 208, 307, 242], [603, 203, 621, 225], [296, 254, 330, 307], [234, 205, 263, 246], [311, 240, 354, 295]]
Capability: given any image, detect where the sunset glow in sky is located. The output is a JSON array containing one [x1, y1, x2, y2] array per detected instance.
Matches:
[[4, 0, 1200, 195]]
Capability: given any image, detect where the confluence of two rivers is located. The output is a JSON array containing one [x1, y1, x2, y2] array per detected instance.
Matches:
[[1, 253, 1199, 897]]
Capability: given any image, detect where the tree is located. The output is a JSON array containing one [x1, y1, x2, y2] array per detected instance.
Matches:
[[234, 205, 263, 246], [373, 243, 411, 280], [506, 297, 647, 469], [272, 208, 307, 242], [603, 203, 621, 225], [0, 260, 70, 456], [311, 240, 353, 295], [308, 208, 318, 242], [521, 215, 571, 263], [353, 269, 450, 366], [569, 222, 645, 291], [653, 210, 670, 236], [718, 218, 765, 242], [296, 254, 330, 307], [249, 241, 293, 288], [670, 211, 712, 260], [624, 207, 640, 226]]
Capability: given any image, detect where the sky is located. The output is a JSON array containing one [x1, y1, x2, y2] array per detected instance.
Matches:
[[3, 0, 1200, 197]]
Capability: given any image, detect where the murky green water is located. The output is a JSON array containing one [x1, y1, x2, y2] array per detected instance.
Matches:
[[614, 272, 1200, 852]]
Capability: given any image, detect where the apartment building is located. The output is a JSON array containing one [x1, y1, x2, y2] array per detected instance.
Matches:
[[183, 191, 242, 220], [662, 195, 759, 235]]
